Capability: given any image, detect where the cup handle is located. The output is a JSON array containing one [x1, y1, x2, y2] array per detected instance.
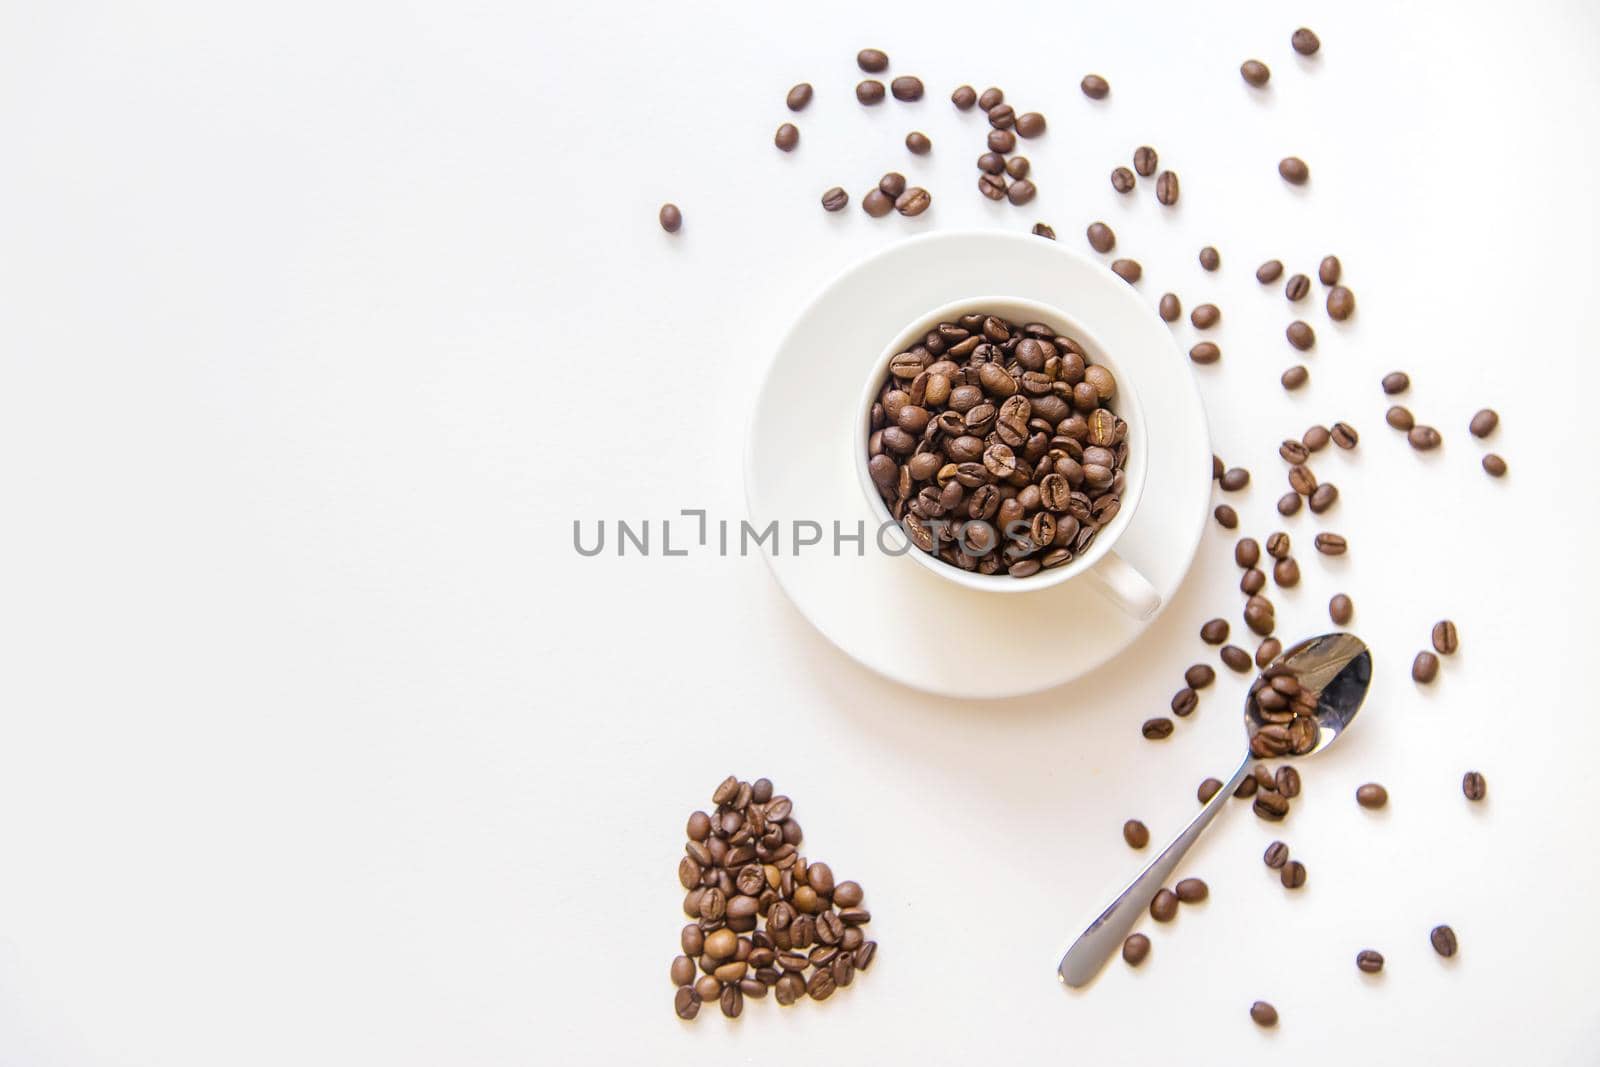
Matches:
[[1089, 551, 1161, 620]]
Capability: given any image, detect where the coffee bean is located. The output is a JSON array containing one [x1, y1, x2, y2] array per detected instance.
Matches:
[[1132, 145, 1158, 176], [1006, 179, 1036, 206], [1032, 222, 1056, 239], [1186, 664, 1216, 689], [682, 923, 705, 957], [1327, 286, 1356, 320], [854, 940, 877, 970], [1155, 171, 1180, 205], [891, 75, 924, 101], [1220, 467, 1249, 491], [671, 954, 697, 987], [1412, 651, 1439, 683], [718, 982, 743, 1017], [1213, 455, 1224, 480], [1122, 933, 1151, 966], [1235, 538, 1261, 568], [674, 984, 701, 1019], [819, 186, 850, 213], [1469, 409, 1499, 437], [1005, 156, 1030, 178], [984, 103, 1016, 129], [1382, 371, 1410, 394], [1111, 259, 1142, 284], [1430, 925, 1458, 958], [862, 188, 894, 217], [1263, 841, 1289, 869], [1241, 568, 1265, 595], [805, 967, 836, 1001], [1214, 503, 1238, 529], [1257, 259, 1284, 284], [786, 83, 813, 111], [1408, 425, 1441, 450], [1386, 405, 1415, 431], [1431, 620, 1458, 654], [1256, 638, 1282, 668], [1197, 777, 1223, 803], [1264, 532, 1290, 559], [1199, 246, 1220, 271], [1277, 493, 1302, 516], [1245, 599, 1275, 637], [774, 122, 799, 151], [1281, 365, 1308, 391], [1356, 783, 1388, 809], [1279, 440, 1310, 466], [1331, 422, 1359, 449], [1329, 593, 1353, 624], [1463, 771, 1487, 801], [1142, 717, 1174, 740], [1304, 424, 1331, 450], [856, 48, 889, 72], [1250, 1001, 1278, 1027], [1016, 112, 1047, 138], [1280, 860, 1306, 889], [1175, 878, 1208, 903], [1172, 687, 1198, 717], [1190, 342, 1221, 365], [1087, 221, 1116, 253], [1150, 889, 1179, 922], [978, 86, 1004, 110], [1191, 303, 1220, 329], [1279, 157, 1309, 184], [1357, 950, 1384, 974], [1080, 74, 1110, 99], [952, 85, 977, 110], [879, 172, 907, 198], [1313, 533, 1347, 556], [977, 151, 1007, 175], [905, 131, 931, 155], [1273, 557, 1300, 587], [1241, 59, 1270, 86], [1317, 255, 1341, 285], [1292, 27, 1321, 55], [1275, 766, 1301, 798], [1483, 453, 1507, 477], [1309, 483, 1338, 514], [1111, 166, 1135, 193], [659, 203, 682, 233], [895, 187, 932, 216], [1123, 819, 1149, 849], [1201, 618, 1230, 644], [1286, 320, 1315, 350], [1285, 274, 1310, 301], [687, 811, 712, 841], [856, 79, 886, 105], [774, 973, 804, 1004], [987, 128, 1017, 153], [978, 173, 1008, 200], [1221, 645, 1251, 672], [1234, 775, 1259, 799]]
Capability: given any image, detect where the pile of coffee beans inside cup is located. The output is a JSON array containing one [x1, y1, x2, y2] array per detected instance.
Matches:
[[866, 312, 1128, 578], [673, 776, 875, 1020]]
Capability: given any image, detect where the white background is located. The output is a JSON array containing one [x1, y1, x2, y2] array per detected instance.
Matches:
[[2, 1, 1598, 1063]]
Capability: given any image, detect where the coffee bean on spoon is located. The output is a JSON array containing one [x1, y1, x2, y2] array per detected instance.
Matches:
[[1255, 638, 1281, 668]]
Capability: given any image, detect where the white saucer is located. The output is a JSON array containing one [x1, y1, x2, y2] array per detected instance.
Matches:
[[744, 231, 1212, 698]]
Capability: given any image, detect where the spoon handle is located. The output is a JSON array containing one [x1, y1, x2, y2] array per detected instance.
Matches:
[[1057, 752, 1253, 987]]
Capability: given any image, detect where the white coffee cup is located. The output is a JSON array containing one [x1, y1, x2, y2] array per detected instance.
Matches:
[[855, 295, 1161, 619]]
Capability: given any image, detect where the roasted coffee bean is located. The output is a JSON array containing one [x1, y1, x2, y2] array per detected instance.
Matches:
[[786, 83, 813, 111], [857, 48, 889, 72], [853, 940, 877, 970], [1256, 638, 1282, 668], [1111, 259, 1142, 284], [773, 972, 804, 1004], [1263, 841, 1289, 869], [1330, 422, 1358, 449], [1483, 453, 1507, 477], [1201, 618, 1230, 644], [1382, 371, 1410, 395], [1241, 59, 1270, 86], [862, 188, 894, 217], [879, 172, 908, 198], [1285, 273, 1310, 301], [1032, 222, 1056, 239], [1277, 493, 1302, 516], [1015, 112, 1047, 138], [1081, 74, 1110, 99], [987, 127, 1016, 153], [951, 84, 977, 110], [1221, 645, 1251, 672], [1313, 532, 1347, 556], [1412, 651, 1439, 683], [1191, 303, 1220, 329], [1199, 246, 1220, 271], [713, 960, 748, 984], [1153, 295, 1179, 326], [891, 75, 924, 101], [1150, 889, 1179, 922], [1142, 717, 1174, 740], [1235, 537, 1261, 568], [1281, 365, 1308, 390], [1007, 179, 1036, 206], [978, 86, 1004, 110], [775, 123, 799, 151], [1286, 320, 1315, 350], [1386, 405, 1415, 431], [1123, 819, 1150, 849], [1122, 933, 1151, 966], [1327, 286, 1356, 320], [821, 186, 849, 212], [674, 984, 701, 1019], [1111, 166, 1135, 193], [1198, 777, 1223, 803], [905, 130, 931, 155], [1273, 557, 1300, 587], [833, 881, 864, 908], [1175, 878, 1208, 903], [1087, 221, 1116, 253], [1430, 925, 1457, 958], [1280, 860, 1306, 889], [1357, 950, 1385, 974], [1133, 145, 1158, 176], [1309, 483, 1338, 514], [1257, 262, 1285, 287], [1234, 775, 1259, 799], [856, 79, 886, 105], [1463, 771, 1487, 801], [682, 923, 705, 957], [1431, 620, 1458, 654], [805, 967, 836, 1001], [1155, 170, 1180, 205], [1303, 424, 1331, 451], [978, 173, 1008, 200], [977, 151, 1007, 175], [1356, 783, 1388, 809], [1190, 342, 1220, 365], [659, 203, 683, 233], [1279, 156, 1309, 184], [1245, 599, 1275, 636], [1241, 568, 1266, 595], [1251, 1001, 1279, 1028], [719, 983, 743, 1017], [987, 103, 1015, 129], [1186, 664, 1216, 689], [1172, 687, 1198, 717], [1265, 532, 1290, 559], [1254, 791, 1288, 821], [1275, 766, 1301, 798], [895, 187, 932, 216], [1005, 156, 1030, 178], [1469, 408, 1499, 437], [1328, 593, 1353, 625], [679, 856, 702, 889], [704, 926, 737, 960], [671, 954, 697, 987], [1292, 27, 1321, 54], [1214, 504, 1238, 529], [1220, 467, 1249, 491], [1317, 255, 1341, 286]]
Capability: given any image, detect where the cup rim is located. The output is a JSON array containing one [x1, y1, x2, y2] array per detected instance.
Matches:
[[855, 294, 1150, 593]]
